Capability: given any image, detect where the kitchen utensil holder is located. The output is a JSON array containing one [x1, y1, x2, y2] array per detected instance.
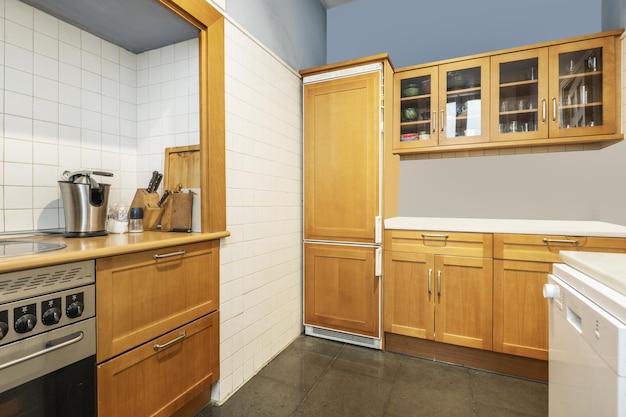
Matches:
[[130, 189, 163, 231], [160, 192, 193, 232]]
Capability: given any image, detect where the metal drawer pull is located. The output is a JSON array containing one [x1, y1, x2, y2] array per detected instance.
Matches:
[[437, 270, 441, 296], [551, 98, 557, 123], [0, 331, 84, 372], [422, 233, 449, 239], [542, 238, 579, 245], [428, 268, 432, 295], [440, 110, 445, 132], [541, 99, 547, 123], [153, 250, 186, 260], [154, 331, 186, 351]]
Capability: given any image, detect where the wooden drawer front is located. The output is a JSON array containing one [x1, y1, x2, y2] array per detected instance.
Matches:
[[494, 234, 626, 262], [97, 312, 219, 417], [96, 241, 219, 361], [385, 230, 493, 258]]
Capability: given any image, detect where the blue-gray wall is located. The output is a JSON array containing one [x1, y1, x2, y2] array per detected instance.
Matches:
[[327, 0, 602, 67], [226, 0, 326, 70], [324, 0, 626, 226]]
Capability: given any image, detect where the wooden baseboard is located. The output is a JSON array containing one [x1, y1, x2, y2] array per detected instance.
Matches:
[[384, 333, 548, 382]]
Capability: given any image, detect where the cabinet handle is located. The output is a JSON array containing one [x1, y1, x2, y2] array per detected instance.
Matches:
[[153, 250, 186, 260], [542, 238, 579, 245], [551, 98, 557, 123], [440, 110, 445, 132], [541, 99, 547, 123], [0, 331, 84, 372], [428, 268, 432, 295], [437, 270, 441, 296], [432, 111, 437, 133], [154, 331, 186, 351], [421, 233, 449, 239]]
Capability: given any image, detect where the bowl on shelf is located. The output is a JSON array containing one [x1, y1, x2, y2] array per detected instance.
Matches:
[[420, 80, 431, 94], [402, 84, 420, 97], [402, 107, 419, 121], [421, 111, 430, 120]]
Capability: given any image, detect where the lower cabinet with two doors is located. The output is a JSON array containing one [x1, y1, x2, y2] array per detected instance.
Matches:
[[96, 241, 220, 417], [384, 228, 626, 379]]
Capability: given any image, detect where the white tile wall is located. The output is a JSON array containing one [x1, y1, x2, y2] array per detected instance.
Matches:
[[0, 0, 199, 232], [1, 0, 305, 407], [215, 19, 303, 403]]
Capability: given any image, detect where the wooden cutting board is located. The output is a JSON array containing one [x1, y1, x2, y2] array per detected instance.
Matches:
[[163, 145, 200, 191]]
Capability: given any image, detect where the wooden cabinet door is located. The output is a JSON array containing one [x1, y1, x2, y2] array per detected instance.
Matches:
[[490, 47, 549, 142], [394, 66, 440, 150], [548, 36, 616, 137], [96, 241, 219, 362], [383, 251, 434, 339], [438, 57, 490, 146], [304, 243, 379, 337], [97, 312, 219, 417], [434, 255, 493, 350], [493, 259, 550, 360], [303, 71, 380, 243]]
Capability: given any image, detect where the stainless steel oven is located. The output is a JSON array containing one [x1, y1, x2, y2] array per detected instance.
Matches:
[[0, 261, 96, 417]]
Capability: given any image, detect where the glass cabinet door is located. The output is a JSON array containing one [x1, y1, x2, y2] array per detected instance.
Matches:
[[549, 37, 616, 137], [491, 48, 549, 141], [438, 58, 490, 145], [394, 67, 438, 149]]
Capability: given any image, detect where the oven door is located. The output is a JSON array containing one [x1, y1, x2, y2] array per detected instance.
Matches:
[[0, 318, 96, 417]]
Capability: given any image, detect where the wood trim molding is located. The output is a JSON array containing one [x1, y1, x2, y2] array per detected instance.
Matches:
[[157, 0, 226, 233]]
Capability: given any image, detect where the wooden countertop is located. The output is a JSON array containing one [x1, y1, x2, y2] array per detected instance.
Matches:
[[0, 231, 230, 273], [385, 217, 626, 237]]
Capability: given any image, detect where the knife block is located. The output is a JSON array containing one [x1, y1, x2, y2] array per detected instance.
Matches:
[[160, 192, 193, 232], [130, 189, 163, 231]]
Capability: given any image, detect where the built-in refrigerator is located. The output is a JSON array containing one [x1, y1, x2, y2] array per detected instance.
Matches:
[[302, 59, 387, 349]]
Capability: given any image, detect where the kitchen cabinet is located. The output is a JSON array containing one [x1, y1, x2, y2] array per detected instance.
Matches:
[[304, 243, 379, 337], [301, 55, 395, 348], [394, 30, 623, 155], [97, 312, 219, 417], [395, 57, 490, 149], [491, 35, 617, 142], [96, 240, 220, 415], [383, 230, 493, 350], [493, 234, 626, 360]]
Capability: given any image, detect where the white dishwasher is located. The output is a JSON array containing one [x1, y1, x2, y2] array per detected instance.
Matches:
[[545, 251, 626, 417]]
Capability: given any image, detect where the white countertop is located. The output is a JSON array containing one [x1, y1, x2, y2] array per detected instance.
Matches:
[[559, 250, 626, 298], [384, 217, 626, 237]]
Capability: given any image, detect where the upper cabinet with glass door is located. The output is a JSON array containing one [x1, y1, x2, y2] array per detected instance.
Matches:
[[395, 67, 439, 150], [491, 49, 549, 142], [394, 58, 489, 149], [438, 58, 490, 146], [393, 30, 623, 155], [549, 36, 616, 137]]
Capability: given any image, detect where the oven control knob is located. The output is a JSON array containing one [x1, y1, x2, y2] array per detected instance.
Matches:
[[14, 314, 37, 333], [66, 301, 84, 319], [42, 307, 62, 325], [0, 322, 8, 340]]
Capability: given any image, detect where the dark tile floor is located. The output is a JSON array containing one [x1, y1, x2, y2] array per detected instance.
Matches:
[[195, 335, 548, 417]]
